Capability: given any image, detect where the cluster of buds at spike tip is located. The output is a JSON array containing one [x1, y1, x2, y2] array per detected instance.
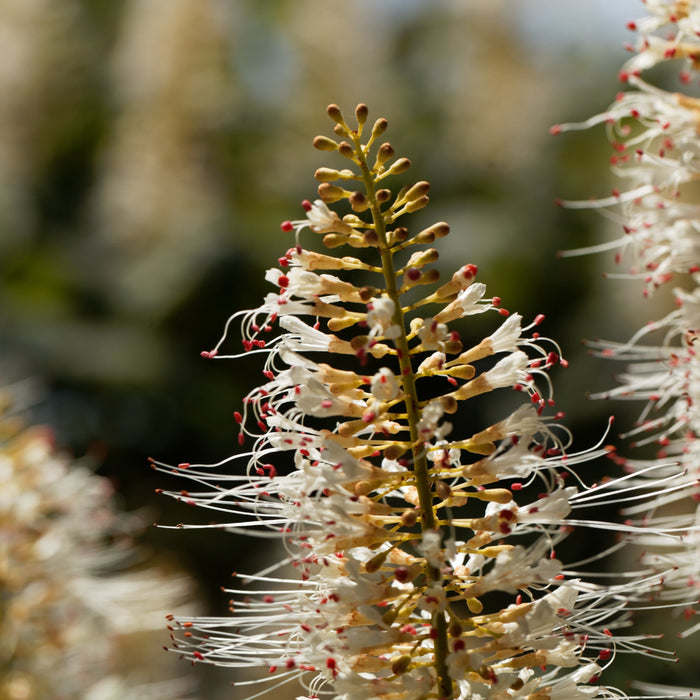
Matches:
[[155, 104, 678, 700], [553, 0, 700, 645]]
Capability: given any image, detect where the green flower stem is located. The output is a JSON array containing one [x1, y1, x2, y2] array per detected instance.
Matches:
[[352, 133, 453, 700]]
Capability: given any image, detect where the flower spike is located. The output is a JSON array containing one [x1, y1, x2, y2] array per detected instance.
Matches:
[[158, 104, 676, 699]]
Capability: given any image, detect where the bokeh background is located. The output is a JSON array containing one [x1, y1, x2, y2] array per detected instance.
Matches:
[[2, 0, 696, 696]]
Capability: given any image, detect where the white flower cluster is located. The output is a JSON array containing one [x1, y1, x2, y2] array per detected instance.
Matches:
[[555, 0, 700, 641]]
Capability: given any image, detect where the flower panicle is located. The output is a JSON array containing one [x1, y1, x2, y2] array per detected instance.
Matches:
[[554, 0, 700, 651], [157, 104, 676, 699]]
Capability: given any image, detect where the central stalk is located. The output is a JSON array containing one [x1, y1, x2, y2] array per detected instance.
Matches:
[[352, 133, 453, 700]]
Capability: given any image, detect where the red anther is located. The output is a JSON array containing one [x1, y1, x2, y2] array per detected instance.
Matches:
[[238, 432, 245, 446], [447, 376, 458, 386], [278, 257, 290, 267], [280, 221, 294, 232], [559, 358, 569, 368], [531, 392, 541, 404], [534, 313, 545, 325], [242, 340, 253, 352], [201, 349, 217, 359], [598, 649, 611, 660], [278, 275, 290, 288], [462, 263, 478, 279], [234, 411, 243, 424], [603, 628, 613, 636], [547, 351, 559, 365], [193, 651, 204, 660], [554, 574, 565, 580], [178, 462, 190, 469], [626, 20, 636, 30], [492, 296, 501, 306], [263, 595, 275, 603], [511, 482, 522, 490], [498, 308, 509, 316], [286, 658, 296, 669], [263, 370, 274, 380], [618, 70, 629, 82], [549, 124, 562, 135], [268, 666, 277, 673], [301, 199, 312, 211]]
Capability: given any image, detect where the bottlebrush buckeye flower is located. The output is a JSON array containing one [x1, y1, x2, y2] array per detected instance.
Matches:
[[154, 104, 681, 699], [552, 0, 700, 644]]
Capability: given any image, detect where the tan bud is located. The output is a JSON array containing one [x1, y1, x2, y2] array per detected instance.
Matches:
[[388, 227, 409, 245], [363, 229, 379, 246], [449, 621, 463, 638], [391, 656, 411, 675], [370, 117, 388, 140], [365, 549, 389, 573], [318, 183, 346, 203], [441, 396, 458, 414], [355, 103, 368, 125], [349, 191, 369, 212], [434, 480, 451, 500], [376, 189, 392, 204], [443, 339, 463, 355], [376, 142, 395, 166], [404, 195, 430, 213], [385, 157, 411, 175], [405, 181, 431, 201], [384, 443, 408, 460], [450, 365, 475, 380], [323, 233, 349, 248], [467, 597, 484, 614], [327, 103, 344, 123], [400, 509, 418, 527], [313, 135, 338, 151], [315, 167, 341, 182], [338, 141, 354, 159], [333, 123, 347, 137], [359, 286, 379, 302]]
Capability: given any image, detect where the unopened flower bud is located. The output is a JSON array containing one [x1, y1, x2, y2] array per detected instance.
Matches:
[[441, 396, 458, 414], [370, 117, 388, 141], [391, 655, 411, 675], [449, 621, 463, 638], [326, 103, 344, 123], [467, 597, 484, 614], [404, 181, 431, 202], [313, 135, 338, 151], [376, 142, 395, 166], [414, 222, 450, 244], [435, 480, 451, 500], [376, 189, 392, 203], [323, 233, 350, 248], [385, 157, 411, 176], [355, 103, 368, 125], [338, 142, 354, 159], [318, 183, 346, 203], [384, 443, 409, 460], [401, 509, 418, 527], [405, 195, 429, 213], [388, 227, 408, 246], [363, 229, 379, 246], [349, 191, 369, 212], [365, 548, 389, 573], [359, 286, 379, 302], [315, 167, 342, 182]]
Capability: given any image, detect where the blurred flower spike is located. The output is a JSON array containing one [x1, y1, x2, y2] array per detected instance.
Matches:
[[552, 0, 700, 645], [154, 104, 681, 699]]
